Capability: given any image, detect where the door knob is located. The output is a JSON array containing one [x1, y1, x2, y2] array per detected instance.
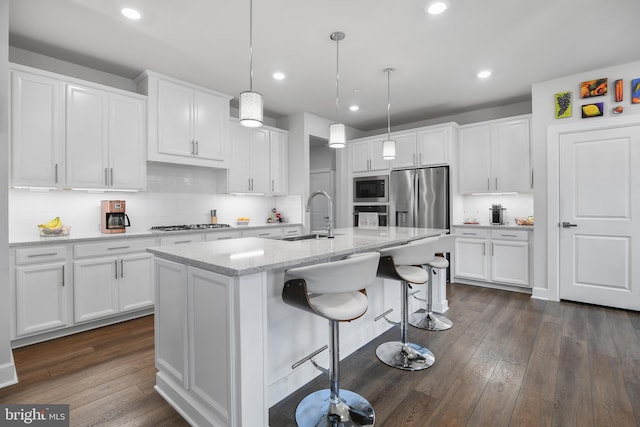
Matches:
[[561, 222, 578, 228]]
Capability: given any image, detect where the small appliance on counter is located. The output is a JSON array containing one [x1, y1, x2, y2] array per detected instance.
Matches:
[[489, 204, 506, 225], [101, 200, 130, 234]]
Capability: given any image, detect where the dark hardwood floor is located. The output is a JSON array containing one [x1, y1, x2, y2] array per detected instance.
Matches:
[[1, 283, 639, 426]]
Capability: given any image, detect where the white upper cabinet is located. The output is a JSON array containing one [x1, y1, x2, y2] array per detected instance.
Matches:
[[391, 125, 453, 169], [9, 64, 146, 191], [350, 138, 389, 173], [459, 116, 531, 194], [65, 84, 146, 190], [221, 121, 287, 195], [10, 69, 64, 188], [269, 130, 289, 195], [137, 70, 232, 168]]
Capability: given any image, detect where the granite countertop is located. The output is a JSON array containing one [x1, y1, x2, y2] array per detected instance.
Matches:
[[9, 223, 303, 247], [452, 223, 534, 231], [147, 226, 447, 276]]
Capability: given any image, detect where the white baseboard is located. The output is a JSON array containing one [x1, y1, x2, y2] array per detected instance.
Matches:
[[0, 353, 18, 390]]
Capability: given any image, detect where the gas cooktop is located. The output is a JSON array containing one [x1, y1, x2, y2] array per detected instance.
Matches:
[[150, 224, 231, 232]]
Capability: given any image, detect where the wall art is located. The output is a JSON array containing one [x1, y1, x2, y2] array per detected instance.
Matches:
[[614, 79, 623, 102], [580, 78, 607, 98], [555, 91, 572, 118], [581, 102, 603, 118], [632, 78, 640, 104]]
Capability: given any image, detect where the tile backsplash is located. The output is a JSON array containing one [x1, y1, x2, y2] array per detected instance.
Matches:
[[9, 162, 302, 241]]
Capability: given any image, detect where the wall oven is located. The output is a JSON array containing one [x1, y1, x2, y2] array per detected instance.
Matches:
[[353, 205, 388, 227], [353, 175, 388, 203]]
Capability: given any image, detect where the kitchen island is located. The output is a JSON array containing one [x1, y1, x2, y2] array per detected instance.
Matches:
[[147, 226, 447, 427]]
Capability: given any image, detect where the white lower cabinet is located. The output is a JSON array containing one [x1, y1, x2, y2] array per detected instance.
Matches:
[[453, 227, 530, 288], [13, 245, 69, 337], [73, 238, 156, 323], [205, 230, 242, 241]]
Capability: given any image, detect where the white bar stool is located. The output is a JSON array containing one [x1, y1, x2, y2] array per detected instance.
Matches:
[[376, 237, 439, 371], [409, 234, 456, 331], [283, 252, 380, 427]]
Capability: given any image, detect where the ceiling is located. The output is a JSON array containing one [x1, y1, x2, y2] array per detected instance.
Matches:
[[8, 0, 640, 132]]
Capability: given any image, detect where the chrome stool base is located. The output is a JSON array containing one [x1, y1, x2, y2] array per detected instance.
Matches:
[[375, 341, 435, 371], [295, 389, 375, 427], [409, 310, 453, 331]]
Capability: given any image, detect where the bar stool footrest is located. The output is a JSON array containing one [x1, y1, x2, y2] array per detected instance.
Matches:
[[295, 389, 375, 427], [409, 310, 453, 331], [375, 341, 435, 371]]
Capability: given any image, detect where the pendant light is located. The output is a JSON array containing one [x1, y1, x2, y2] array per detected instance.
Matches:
[[239, 0, 263, 127], [328, 31, 346, 148], [382, 68, 396, 160]]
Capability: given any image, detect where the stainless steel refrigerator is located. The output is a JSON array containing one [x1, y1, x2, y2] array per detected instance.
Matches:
[[390, 166, 449, 229]]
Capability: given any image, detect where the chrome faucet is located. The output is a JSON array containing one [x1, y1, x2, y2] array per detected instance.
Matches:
[[306, 190, 334, 238]]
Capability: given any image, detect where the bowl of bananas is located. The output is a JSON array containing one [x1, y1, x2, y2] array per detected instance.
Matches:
[[38, 217, 71, 237]]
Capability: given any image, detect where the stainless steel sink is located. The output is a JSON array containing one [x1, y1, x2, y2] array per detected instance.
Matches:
[[282, 234, 327, 241]]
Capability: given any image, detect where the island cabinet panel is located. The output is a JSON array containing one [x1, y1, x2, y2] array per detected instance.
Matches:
[[155, 259, 188, 388], [153, 259, 267, 427]]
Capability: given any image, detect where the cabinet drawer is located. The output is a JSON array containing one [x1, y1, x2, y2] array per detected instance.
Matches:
[[242, 228, 282, 239], [75, 238, 157, 258], [205, 231, 242, 241], [159, 234, 205, 246], [453, 228, 488, 239], [15, 246, 67, 265], [282, 226, 303, 237], [490, 229, 529, 241]]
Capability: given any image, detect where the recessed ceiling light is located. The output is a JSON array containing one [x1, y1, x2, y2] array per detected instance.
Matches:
[[272, 72, 286, 80], [425, 0, 449, 15], [477, 70, 492, 79], [349, 105, 360, 112], [121, 8, 142, 20]]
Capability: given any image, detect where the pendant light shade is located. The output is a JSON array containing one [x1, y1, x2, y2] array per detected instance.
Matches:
[[239, 0, 263, 128], [239, 91, 263, 127], [382, 68, 396, 160], [329, 123, 346, 148], [328, 31, 346, 148]]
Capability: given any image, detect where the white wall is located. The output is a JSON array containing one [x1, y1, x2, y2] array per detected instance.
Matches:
[[9, 162, 302, 241], [531, 60, 640, 299], [0, 0, 17, 389]]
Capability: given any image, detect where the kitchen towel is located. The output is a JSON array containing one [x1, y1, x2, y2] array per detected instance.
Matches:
[[358, 212, 379, 228]]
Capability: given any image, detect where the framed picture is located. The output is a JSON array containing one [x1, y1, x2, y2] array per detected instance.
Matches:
[[580, 78, 607, 98], [614, 79, 623, 102], [632, 78, 640, 104], [555, 91, 572, 118], [581, 102, 604, 118]]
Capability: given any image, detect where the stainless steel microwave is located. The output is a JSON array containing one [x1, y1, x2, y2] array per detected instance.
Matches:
[[353, 175, 389, 203]]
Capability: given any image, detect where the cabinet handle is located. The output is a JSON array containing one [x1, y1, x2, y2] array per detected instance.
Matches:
[[27, 252, 58, 258], [461, 232, 477, 236], [419, 152, 422, 165], [195, 140, 199, 155], [174, 240, 192, 244], [110, 168, 114, 186], [491, 242, 494, 257], [105, 168, 109, 186], [483, 243, 486, 256], [217, 236, 233, 240], [54, 163, 59, 184], [272, 180, 274, 192], [495, 177, 498, 190], [251, 178, 254, 191], [120, 259, 124, 279], [191, 140, 195, 155], [500, 234, 518, 238], [114, 260, 119, 279], [413, 154, 416, 165], [258, 233, 270, 237], [487, 178, 490, 190], [531, 169, 534, 188], [107, 246, 130, 250], [61, 265, 65, 287]]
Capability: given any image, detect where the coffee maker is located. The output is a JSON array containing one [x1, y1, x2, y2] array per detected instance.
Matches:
[[101, 200, 130, 233], [489, 204, 506, 225]]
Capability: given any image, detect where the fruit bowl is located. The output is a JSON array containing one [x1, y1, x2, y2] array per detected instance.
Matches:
[[39, 225, 71, 237], [236, 217, 250, 225], [515, 217, 534, 226]]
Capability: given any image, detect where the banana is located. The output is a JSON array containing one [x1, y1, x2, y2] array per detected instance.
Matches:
[[38, 216, 62, 229]]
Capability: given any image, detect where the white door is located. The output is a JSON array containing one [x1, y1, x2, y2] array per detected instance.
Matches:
[[157, 79, 193, 157], [118, 253, 154, 312], [193, 90, 226, 161], [559, 125, 640, 310], [108, 93, 146, 190], [310, 171, 334, 232]]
